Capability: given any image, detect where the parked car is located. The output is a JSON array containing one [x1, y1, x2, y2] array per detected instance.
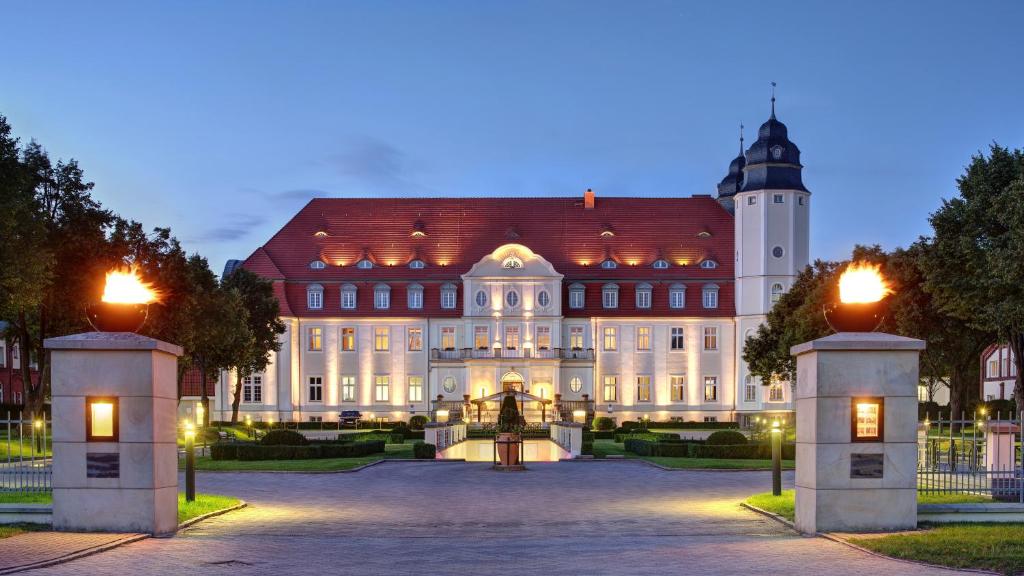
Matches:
[[340, 410, 362, 428]]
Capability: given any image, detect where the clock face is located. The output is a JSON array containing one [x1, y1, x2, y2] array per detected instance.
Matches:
[[771, 145, 784, 160]]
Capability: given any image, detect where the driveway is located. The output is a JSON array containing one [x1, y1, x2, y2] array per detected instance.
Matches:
[[29, 461, 967, 575]]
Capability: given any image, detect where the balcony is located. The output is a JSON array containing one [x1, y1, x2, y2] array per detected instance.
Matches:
[[430, 347, 595, 362]]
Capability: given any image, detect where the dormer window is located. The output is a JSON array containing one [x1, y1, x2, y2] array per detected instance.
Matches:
[[652, 259, 670, 269], [407, 283, 424, 309], [600, 226, 615, 238], [306, 284, 324, 310], [374, 284, 391, 309], [635, 283, 652, 309], [702, 284, 719, 309], [357, 259, 374, 269], [409, 259, 426, 269], [309, 260, 327, 270], [700, 259, 718, 270], [568, 283, 585, 309], [669, 283, 686, 309], [697, 231, 712, 238], [602, 283, 619, 309], [341, 284, 357, 309], [410, 221, 428, 238], [313, 230, 328, 238], [601, 259, 618, 269], [441, 283, 457, 309]]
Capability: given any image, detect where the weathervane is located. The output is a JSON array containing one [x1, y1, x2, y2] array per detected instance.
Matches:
[[770, 81, 777, 117]]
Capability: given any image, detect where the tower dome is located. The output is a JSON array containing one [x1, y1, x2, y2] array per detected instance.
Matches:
[[740, 101, 808, 193]]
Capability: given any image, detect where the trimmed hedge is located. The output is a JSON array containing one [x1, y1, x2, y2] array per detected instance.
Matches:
[[622, 440, 795, 460], [413, 442, 436, 459], [593, 430, 615, 440], [614, 432, 681, 444], [591, 416, 616, 431], [409, 415, 429, 430], [706, 430, 748, 445], [213, 440, 385, 461], [337, 431, 404, 444], [211, 443, 242, 460], [260, 429, 308, 446]]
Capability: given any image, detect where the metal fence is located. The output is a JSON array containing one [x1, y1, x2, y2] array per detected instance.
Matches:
[[1, 412, 52, 494], [917, 412, 1023, 502]]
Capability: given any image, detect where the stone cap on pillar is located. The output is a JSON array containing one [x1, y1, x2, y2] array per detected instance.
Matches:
[[791, 332, 925, 357], [44, 331, 183, 357], [986, 422, 1020, 434]]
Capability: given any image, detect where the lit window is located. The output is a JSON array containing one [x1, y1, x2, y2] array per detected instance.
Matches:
[[603, 376, 617, 402], [308, 376, 323, 402], [652, 259, 669, 269], [443, 376, 457, 393], [769, 383, 784, 402], [408, 376, 423, 402], [602, 284, 619, 309], [307, 327, 323, 352], [441, 283, 457, 309], [87, 397, 118, 441], [702, 284, 719, 309], [504, 326, 520, 350], [341, 284, 357, 309], [357, 259, 373, 269], [475, 290, 488, 307], [636, 326, 651, 351], [440, 326, 456, 350], [601, 259, 618, 269], [568, 284, 585, 309], [374, 327, 390, 351], [771, 283, 785, 303], [603, 326, 617, 351], [569, 326, 584, 350], [310, 260, 326, 269], [704, 377, 718, 402], [341, 376, 356, 402], [569, 376, 583, 393], [853, 398, 884, 441], [537, 290, 550, 307], [474, 326, 489, 349], [536, 326, 551, 350], [773, 193, 784, 204], [669, 284, 686, 309], [636, 375, 651, 402], [341, 327, 355, 351], [409, 259, 426, 269], [408, 327, 423, 351], [375, 376, 390, 402], [700, 260, 718, 270], [505, 290, 519, 308], [407, 284, 423, 309], [670, 327, 685, 350], [703, 326, 719, 351], [306, 284, 323, 310], [744, 375, 757, 402], [374, 284, 390, 309], [635, 283, 652, 309], [671, 376, 686, 402]]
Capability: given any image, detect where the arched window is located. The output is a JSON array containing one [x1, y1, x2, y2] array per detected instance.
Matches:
[[306, 284, 323, 310], [702, 284, 719, 309], [309, 260, 326, 270], [537, 290, 550, 307], [356, 259, 373, 269], [700, 259, 718, 270], [602, 283, 619, 309], [475, 290, 488, 308], [601, 259, 618, 269], [568, 283, 585, 309], [340, 283, 357, 309], [407, 283, 423, 309], [771, 283, 785, 303], [635, 283, 652, 309], [440, 283, 457, 309], [374, 284, 391, 309], [569, 376, 583, 393], [409, 259, 426, 269], [669, 283, 686, 309], [652, 259, 669, 269], [505, 290, 519, 308]]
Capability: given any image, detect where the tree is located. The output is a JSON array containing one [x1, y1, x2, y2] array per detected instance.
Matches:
[[221, 268, 285, 423], [922, 145, 1024, 412]]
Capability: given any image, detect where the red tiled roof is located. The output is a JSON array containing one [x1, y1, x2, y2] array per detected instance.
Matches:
[[244, 196, 735, 317], [181, 366, 217, 397]]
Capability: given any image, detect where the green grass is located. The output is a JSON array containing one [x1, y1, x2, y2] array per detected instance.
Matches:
[[0, 435, 52, 458], [851, 524, 1024, 575], [177, 493, 241, 524], [591, 440, 795, 470], [0, 523, 47, 539], [0, 492, 52, 504], [744, 490, 995, 522], [189, 442, 414, 472]]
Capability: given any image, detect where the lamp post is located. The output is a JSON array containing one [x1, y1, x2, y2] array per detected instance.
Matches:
[[184, 421, 196, 502], [195, 403, 205, 455], [245, 414, 253, 439], [771, 420, 782, 496]]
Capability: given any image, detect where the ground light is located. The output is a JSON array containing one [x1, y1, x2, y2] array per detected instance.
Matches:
[[770, 420, 782, 496], [184, 421, 196, 502]]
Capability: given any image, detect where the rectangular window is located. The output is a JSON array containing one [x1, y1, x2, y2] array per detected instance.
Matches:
[[441, 326, 456, 350], [769, 384, 784, 402], [308, 376, 323, 403], [374, 327, 390, 352], [408, 327, 423, 351], [375, 290, 390, 309], [703, 289, 718, 309], [670, 327, 685, 350], [853, 397, 884, 441], [603, 327, 617, 351], [745, 381, 757, 402], [375, 375, 390, 402], [636, 290, 651, 309], [441, 289, 457, 309], [602, 289, 618, 309], [636, 327, 651, 351], [670, 289, 685, 309], [505, 326, 520, 350], [603, 376, 617, 402], [474, 326, 489, 349], [704, 416, 717, 423], [570, 326, 584, 350], [307, 290, 323, 309], [242, 375, 263, 404], [341, 290, 356, 309], [341, 327, 355, 352], [569, 290, 584, 309], [798, 196, 804, 206], [408, 376, 423, 403], [341, 376, 356, 402], [636, 375, 651, 402], [671, 375, 686, 402], [703, 327, 718, 351], [307, 327, 323, 352], [704, 377, 718, 402], [0, 340, 5, 368], [773, 193, 784, 204], [747, 196, 756, 206], [536, 326, 551, 350], [309, 416, 323, 423], [408, 289, 423, 309]]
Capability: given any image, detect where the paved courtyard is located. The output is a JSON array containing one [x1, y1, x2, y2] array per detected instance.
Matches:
[[29, 461, 967, 575]]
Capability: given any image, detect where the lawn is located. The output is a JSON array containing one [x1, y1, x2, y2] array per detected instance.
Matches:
[[744, 489, 994, 522], [177, 493, 241, 524], [189, 442, 414, 472], [850, 524, 1024, 576], [0, 491, 52, 504], [0, 523, 47, 539], [592, 439, 795, 470], [0, 433, 52, 458]]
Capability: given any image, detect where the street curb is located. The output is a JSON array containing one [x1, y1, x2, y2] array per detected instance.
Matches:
[[189, 458, 467, 474], [739, 502, 798, 531], [821, 532, 1000, 575], [566, 458, 794, 472], [0, 533, 149, 575], [175, 500, 247, 531]]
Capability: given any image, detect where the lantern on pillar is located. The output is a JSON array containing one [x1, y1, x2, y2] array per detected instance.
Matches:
[[823, 262, 893, 333]]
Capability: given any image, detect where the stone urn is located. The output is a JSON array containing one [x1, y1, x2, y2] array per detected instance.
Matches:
[[496, 432, 521, 466]]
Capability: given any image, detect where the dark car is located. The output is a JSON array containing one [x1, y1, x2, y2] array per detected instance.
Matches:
[[340, 410, 362, 428]]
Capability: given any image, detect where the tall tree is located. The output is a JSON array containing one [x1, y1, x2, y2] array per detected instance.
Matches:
[[221, 268, 285, 424], [922, 145, 1024, 412]]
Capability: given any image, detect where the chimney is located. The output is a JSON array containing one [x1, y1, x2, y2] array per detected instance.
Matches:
[[584, 188, 595, 210]]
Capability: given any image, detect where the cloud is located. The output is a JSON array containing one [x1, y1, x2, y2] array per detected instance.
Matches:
[[196, 214, 266, 242], [325, 137, 437, 195], [268, 188, 331, 202]]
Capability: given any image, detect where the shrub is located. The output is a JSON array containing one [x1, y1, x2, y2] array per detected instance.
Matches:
[[409, 415, 429, 430], [688, 443, 795, 460], [706, 430, 748, 446], [593, 430, 615, 440], [404, 430, 426, 441], [618, 421, 641, 433], [210, 443, 241, 460], [624, 438, 656, 456], [238, 445, 320, 460], [318, 440, 385, 458], [645, 421, 739, 430], [591, 416, 616, 431], [615, 432, 680, 443], [260, 429, 309, 446], [390, 424, 411, 440], [653, 443, 691, 457], [581, 441, 594, 455], [413, 442, 436, 459], [497, 394, 522, 433]]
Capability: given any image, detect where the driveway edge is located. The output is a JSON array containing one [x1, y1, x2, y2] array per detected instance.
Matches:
[[0, 533, 149, 575]]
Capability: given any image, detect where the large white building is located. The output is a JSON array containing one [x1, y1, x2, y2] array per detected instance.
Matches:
[[210, 106, 810, 427]]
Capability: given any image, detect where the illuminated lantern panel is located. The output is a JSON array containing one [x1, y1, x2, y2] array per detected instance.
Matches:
[[851, 397, 884, 442], [86, 397, 118, 441]]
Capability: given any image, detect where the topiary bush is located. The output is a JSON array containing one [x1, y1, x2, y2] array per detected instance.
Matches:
[[497, 394, 523, 433], [591, 416, 615, 431], [260, 429, 309, 446], [706, 430, 748, 445], [409, 415, 429, 430], [413, 442, 436, 459]]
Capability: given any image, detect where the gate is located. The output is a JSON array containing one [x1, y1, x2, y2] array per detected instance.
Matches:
[[1, 412, 51, 494], [917, 412, 1023, 502]]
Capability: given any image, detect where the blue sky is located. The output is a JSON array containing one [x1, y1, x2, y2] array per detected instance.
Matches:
[[3, 0, 1022, 273]]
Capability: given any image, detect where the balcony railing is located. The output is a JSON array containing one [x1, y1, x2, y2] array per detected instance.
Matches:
[[430, 348, 595, 361]]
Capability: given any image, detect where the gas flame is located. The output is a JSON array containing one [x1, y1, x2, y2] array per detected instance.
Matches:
[[101, 267, 159, 304], [839, 262, 892, 304]]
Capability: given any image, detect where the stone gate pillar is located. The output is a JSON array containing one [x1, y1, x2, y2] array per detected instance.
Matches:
[[46, 332, 182, 536], [791, 332, 924, 533]]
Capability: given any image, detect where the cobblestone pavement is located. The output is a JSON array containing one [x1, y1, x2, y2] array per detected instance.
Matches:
[[28, 461, 968, 575], [0, 531, 143, 573]]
